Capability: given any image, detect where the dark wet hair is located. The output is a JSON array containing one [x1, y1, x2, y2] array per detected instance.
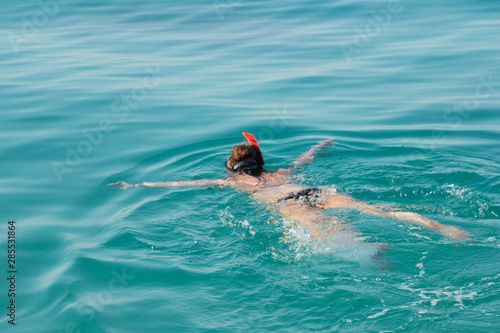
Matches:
[[226, 144, 264, 176]]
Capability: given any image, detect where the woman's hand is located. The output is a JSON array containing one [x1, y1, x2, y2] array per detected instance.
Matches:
[[108, 181, 137, 190], [318, 138, 335, 146]]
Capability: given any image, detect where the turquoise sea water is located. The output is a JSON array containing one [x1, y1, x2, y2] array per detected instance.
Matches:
[[1, 0, 500, 331]]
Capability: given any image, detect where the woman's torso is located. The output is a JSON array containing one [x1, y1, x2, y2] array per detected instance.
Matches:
[[228, 170, 311, 204]]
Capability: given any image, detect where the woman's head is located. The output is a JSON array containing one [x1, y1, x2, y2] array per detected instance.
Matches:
[[226, 144, 264, 176]]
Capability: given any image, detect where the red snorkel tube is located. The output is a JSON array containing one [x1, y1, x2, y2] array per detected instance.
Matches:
[[242, 132, 265, 165]]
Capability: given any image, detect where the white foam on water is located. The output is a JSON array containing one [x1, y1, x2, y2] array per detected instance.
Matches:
[[414, 252, 427, 278], [409, 232, 432, 241], [219, 207, 257, 237], [279, 218, 383, 265], [440, 184, 492, 218], [367, 308, 390, 319], [398, 282, 479, 309]]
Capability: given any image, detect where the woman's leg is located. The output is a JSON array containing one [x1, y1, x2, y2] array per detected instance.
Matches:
[[319, 194, 470, 239]]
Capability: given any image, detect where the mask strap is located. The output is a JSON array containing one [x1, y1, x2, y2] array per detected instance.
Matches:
[[232, 158, 258, 170]]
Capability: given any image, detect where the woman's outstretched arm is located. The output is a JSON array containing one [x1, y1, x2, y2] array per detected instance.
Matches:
[[109, 179, 227, 190], [291, 139, 334, 168]]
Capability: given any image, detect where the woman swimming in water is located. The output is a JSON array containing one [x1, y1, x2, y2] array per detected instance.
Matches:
[[109, 133, 470, 243]]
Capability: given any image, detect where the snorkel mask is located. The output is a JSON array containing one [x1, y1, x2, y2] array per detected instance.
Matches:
[[226, 132, 265, 175]]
